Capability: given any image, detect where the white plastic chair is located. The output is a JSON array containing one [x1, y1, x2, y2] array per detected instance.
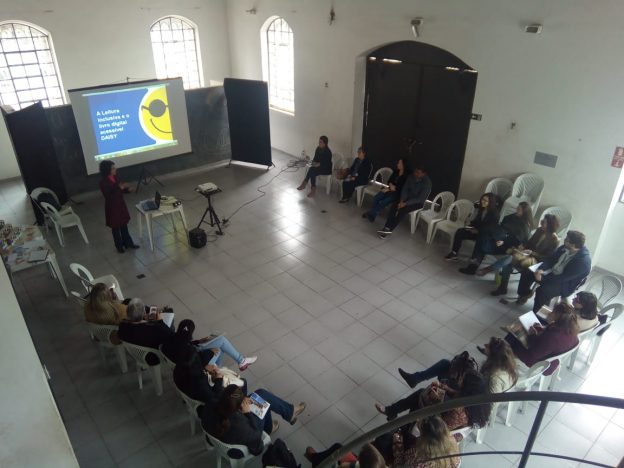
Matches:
[[499, 361, 550, 429], [539, 206, 572, 238], [317, 152, 345, 195], [158, 344, 177, 373], [484, 177, 514, 201], [538, 342, 581, 391], [122, 341, 164, 396], [356, 167, 393, 207], [338, 163, 373, 201], [411, 191, 455, 237], [500, 173, 544, 220], [87, 322, 128, 373], [582, 274, 622, 309], [69, 263, 124, 299], [429, 199, 475, 246], [568, 303, 623, 367], [70, 290, 87, 306], [30, 187, 74, 232], [174, 383, 205, 435], [40, 201, 89, 246], [204, 429, 271, 468]]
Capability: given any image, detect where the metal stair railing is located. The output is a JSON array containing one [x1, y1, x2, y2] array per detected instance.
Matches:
[[317, 391, 624, 468]]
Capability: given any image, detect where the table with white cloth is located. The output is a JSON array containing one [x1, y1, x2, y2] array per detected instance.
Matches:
[[1, 224, 68, 297]]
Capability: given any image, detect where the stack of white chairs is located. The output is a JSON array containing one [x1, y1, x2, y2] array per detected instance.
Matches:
[[539, 206, 572, 238], [429, 199, 475, 246], [40, 201, 89, 246], [204, 429, 271, 468], [568, 303, 623, 368], [87, 323, 128, 373], [500, 173, 544, 220], [69, 263, 124, 299], [484, 177, 514, 201], [122, 341, 164, 396], [317, 152, 345, 195], [410, 191, 454, 236], [356, 167, 393, 207]]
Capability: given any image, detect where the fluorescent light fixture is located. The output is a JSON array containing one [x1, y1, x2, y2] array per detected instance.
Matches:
[[445, 66, 460, 71], [382, 58, 402, 64], [368, 57, 377, 61]]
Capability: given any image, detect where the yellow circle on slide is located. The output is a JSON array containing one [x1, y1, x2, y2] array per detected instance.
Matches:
[[140, 86, 173, 141]]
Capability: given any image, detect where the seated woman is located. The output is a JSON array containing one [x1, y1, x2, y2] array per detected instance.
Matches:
[[297, 135, 333, 197], [486, 213, 560, 295], [374, 371, 491, 431], [339, 146, 372, 203], [444, 193, 500, 261], [502, 303, 580, 373], [459, 201, 534, 275], [572, 291, 599, 331], [161, 319, 257, 371], [201, 384, 305, 454], [393, 416, 460, 468], [362, 158, 409, 222], [118, 298, 175, 365], [398, 338, 517, 395], [304, 441, 388, 468], [84, 282, 127, 326]]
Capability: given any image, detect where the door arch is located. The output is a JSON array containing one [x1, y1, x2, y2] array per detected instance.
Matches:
[[362, 41, 477, 197]]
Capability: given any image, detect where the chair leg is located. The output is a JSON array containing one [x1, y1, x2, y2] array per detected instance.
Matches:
[[97, 345, 107, 365], [114, 346, 128, 373], [568, 348, 579, 371], [505, 401, 515, 426], [587, 337, 600, 365], [427, 223, 437, 244], [54, 224, 64, 246], [356, 188, 363, 207], [410, 212, 417, 234], [326, 176, 331, 195], [189, 411, 196, 435], [476, 426, 486, 444], [150, 364, 163, 396], [137, 365, 144, 390], [78, 222, 89, 244], [538, 374, 549, 392], [215, 455, 222, 468]]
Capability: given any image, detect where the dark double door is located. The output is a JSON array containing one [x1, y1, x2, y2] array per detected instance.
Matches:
[[363, 41, 477, 197]]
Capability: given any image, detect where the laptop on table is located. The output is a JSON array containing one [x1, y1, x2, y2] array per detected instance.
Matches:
[[141, 191, 161, 211]]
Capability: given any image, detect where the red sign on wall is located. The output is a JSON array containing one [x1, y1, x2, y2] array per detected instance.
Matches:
[[613, 146, 624, 168]]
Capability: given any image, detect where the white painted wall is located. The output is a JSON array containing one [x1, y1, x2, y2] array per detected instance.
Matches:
[[595, 168, 624, 275], [0, 0, 232, 179], [0, 265, 79, 467], [225, 0, 624, 260]]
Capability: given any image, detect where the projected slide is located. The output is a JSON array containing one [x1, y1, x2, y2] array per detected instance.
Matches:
[[69, 78, 192, 175], [87, 84, 176, 160]]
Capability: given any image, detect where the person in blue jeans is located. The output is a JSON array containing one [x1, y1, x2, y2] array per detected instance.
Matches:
[[362, 158, 409, 222], [162, 319, 257, 371], [202, 384, 306, 455]]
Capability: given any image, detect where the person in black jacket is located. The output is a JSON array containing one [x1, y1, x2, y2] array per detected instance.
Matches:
[[516, 230, 592, 312], [362, 157, 410, 222], [118, 298, 173, 366], [459, 201, 533, 275], [377, 164, 432, 238], [444, 193, 500, 261], [339, 146, 372, 203], [297, 135, 333, 198], [202, 384, 306, 455]]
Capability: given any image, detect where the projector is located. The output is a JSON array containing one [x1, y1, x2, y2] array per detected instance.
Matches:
[[196, 182, 219, 193]]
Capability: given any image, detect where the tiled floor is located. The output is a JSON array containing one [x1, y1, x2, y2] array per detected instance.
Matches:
[[3, 150, 624, 467]]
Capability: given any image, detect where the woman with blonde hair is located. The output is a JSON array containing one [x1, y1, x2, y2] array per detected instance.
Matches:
[[84, 282, 127, 325], [479, 337, 518, 393], [393, 416, 460, 468]]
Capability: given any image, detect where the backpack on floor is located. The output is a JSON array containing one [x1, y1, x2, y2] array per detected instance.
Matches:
[[262, 438, 300, 468]]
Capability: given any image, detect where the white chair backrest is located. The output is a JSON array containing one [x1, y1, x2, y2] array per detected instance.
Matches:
[[70, 263, 95, 290], [445, 199, 475, 224], [584, 275, 623, 308], [39, 201, 60, 220], [71, 290, 87, 305], [539, 206, 572, 238], [515, 360, 550, 389], [87, 323, 119, 346], [332, 152, 346, 169], [31, 187, 60, 205], [593, 303, 624, 335], [512, 173, 544, 203], [450, 425, 474, 440], [429, 191, 456, 215], [122, 341, 162, 366], [373, 167, 393, 184], [205, 430, 253, 460], [175, 384, 204, 413], [485, 177, 513, 200], [545, 341, 581, 368], [158, 344, 177, 371]]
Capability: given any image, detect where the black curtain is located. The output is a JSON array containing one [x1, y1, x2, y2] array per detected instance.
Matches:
[[223, 78, 272, 167], [3, 102, 68, 223]]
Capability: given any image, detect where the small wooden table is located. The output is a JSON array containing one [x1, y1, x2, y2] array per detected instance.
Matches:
[[135, 202, 188, 251], [1, 225, 68, 297]]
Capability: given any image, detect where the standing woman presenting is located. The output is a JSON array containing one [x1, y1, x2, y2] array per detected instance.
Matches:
[[99, 160, 140, 253]]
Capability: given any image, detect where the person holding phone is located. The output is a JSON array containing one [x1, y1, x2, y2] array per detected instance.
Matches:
[[99, 160, 140, 254]]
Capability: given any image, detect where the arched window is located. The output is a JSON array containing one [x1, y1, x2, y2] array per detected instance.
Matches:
[[261, 17, 294, 114], [150, 16, 203, 89], [0, 21, 65, 110]]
